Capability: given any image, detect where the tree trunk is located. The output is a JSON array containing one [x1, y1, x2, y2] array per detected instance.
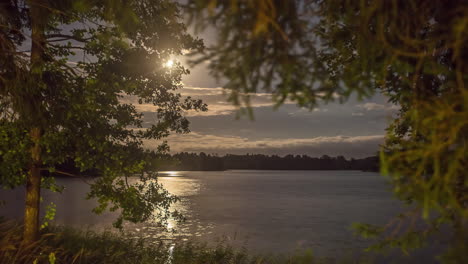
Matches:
[[23, 0, 46, 243], [23, 128, 42, 243]]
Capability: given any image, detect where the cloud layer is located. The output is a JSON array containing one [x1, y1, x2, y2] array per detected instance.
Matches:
[[144, 132, 384, 158], [123, 84, 398, 157]]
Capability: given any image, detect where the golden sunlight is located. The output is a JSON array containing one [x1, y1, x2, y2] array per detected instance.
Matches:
[[164, 59, 174, 68], [160, 171, 179, 177]]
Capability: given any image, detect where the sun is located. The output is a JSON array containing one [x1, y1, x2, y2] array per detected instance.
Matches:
[[164, 59, 174, 68]]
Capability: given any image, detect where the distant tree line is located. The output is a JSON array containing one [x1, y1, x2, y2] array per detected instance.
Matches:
[[47, 153, 379, 177], [157, 153, 379, 171]]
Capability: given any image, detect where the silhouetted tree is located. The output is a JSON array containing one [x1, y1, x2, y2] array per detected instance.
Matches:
[[0, 0, 205, 242], [187, 0, 467, 260], [160, 153, 379, 171]]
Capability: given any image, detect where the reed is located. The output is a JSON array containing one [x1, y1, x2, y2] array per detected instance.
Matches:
[[0, 219, 370, 264]]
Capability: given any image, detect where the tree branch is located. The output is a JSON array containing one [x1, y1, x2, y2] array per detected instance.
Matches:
[[45, 34, 92, 42], [49, 44, 86, 50], [39, 168, 92, 184]]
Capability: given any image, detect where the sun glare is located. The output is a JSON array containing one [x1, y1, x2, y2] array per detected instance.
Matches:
[[161, 171, 179, 177], [164, 59, 174, 68]]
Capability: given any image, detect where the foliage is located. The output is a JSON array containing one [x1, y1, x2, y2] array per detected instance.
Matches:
[[0, 220, 166, 264], [186, 0, 468, 261], [186, 0, 344, 112], [39, 202, 56, 230], [0, 0, 206, 230], [159, 152, 379, 171], [0, 220, 370, 264]]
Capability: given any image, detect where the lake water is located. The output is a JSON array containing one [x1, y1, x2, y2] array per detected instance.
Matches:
[[1, 170, 406, 257]]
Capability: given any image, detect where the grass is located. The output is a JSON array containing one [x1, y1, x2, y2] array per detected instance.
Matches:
[[0, 220, 373, 264]]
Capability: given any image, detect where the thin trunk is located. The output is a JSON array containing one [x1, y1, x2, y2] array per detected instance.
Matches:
[[23, 0, 45, 243], [23, 128, 42, 243]]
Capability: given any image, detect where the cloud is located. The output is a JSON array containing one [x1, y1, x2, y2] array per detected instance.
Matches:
[[357, 102, 399, 111], [119, 87, 290, 117], [181, 86, 300, 116], [287, 107, 329, 116], [144, 132, 384, 158], [187, 104, 278, 117], [180, 86, 225, 96], [314, 108, 328, 112]]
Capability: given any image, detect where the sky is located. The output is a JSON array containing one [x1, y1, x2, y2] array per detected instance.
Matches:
[[58, 21, 398, 159], [140, 56, 398, 158], [137, 17, 400, 159], [140, 21, 400, 159]]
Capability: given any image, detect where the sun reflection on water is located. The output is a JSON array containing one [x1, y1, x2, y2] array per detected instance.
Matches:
[[123, 172, 210, 247], [159, 171, 180, 177]]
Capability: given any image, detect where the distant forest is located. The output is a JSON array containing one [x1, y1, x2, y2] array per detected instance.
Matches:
[[158, 153, 380, 171], [50, 153, 380, 177]]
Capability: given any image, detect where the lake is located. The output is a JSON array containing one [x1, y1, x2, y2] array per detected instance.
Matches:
[[1, 170, 406, 257]]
